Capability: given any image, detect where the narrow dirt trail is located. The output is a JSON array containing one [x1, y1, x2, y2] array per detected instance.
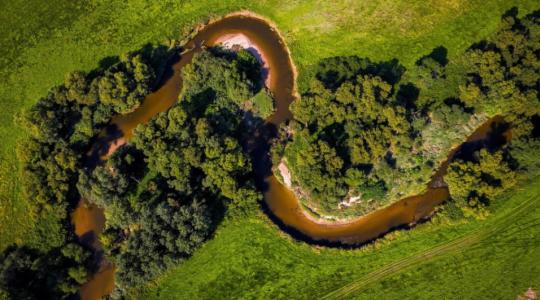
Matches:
[[320, 192, 540, 300]]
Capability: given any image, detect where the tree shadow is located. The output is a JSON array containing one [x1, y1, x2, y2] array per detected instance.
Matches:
[[88, 43, 178, 90], [245, 121, 278, 192], [502, 6, 519, 19], [443, 97, 474, 114], [453, 119, 511, 162], [396, 82, 420, 112], [139, 43, 180, 91], [532, 115, 540, 138], [416, 46, 448, 66], [315, 56, 405, 90]]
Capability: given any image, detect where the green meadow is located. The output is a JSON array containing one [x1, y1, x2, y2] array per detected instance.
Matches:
[[137, 174, 540, 299]]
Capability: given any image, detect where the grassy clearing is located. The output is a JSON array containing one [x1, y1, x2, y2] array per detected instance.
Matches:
[[249, 89, 275, 119], [136, 173, 540, 299]]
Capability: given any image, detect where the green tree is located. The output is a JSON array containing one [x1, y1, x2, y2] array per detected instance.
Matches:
[[446, 149, 516, 219], [97, 53, 155, 114]]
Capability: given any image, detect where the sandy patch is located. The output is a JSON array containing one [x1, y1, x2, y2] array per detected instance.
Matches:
[[102, 137, 126, 160], [278, 160, 292, 188], [339, 195, 361, 208], [215, 33, 271, 86]]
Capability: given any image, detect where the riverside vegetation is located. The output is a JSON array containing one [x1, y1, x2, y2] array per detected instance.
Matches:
[[77, 48, 267, 294], [1, 50, 161, 298], [1, 44, 271, 298], [0, 2, 539, 300], [274, 9, 540, 218]]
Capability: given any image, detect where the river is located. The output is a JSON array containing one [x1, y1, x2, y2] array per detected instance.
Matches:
[[71, 12, 507, 299]]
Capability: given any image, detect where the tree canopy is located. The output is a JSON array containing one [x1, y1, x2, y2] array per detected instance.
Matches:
[[446, 149, 517, 219], [8, 49, 158, 298], [76, 48, 266, 292], [0, 243, 92, 299], [278, 57, 422, 213]]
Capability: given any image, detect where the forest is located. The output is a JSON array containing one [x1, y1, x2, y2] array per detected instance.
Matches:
[[1, 44, 268, 297], [77, 47, 266, 294], [0, 48, 162, 298], [0, 3, 539, 299], [275, 10, 540, 218]]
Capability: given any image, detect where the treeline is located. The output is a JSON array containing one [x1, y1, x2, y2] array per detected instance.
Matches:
[[76, 48, 265, 293], [275, 9, 540, 218], [445, 9, 540, 219], [1, 50, 160, 298], [16, 52, 155, 214], [0, 243, 92, 299], [274, 56, 421, 214]]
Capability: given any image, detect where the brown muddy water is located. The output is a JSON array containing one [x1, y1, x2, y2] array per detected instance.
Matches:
[[71, 12, 507, 299], [265, 117, 508, 245], [72, 13, 296, 299]]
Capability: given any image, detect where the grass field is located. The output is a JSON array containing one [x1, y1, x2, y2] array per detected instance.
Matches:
[[136, 173, 540, 299], [1, 0, 539, 298]]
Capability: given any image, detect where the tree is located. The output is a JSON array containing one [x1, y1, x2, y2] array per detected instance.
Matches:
[[446, 149, 516, 219], [97, 53, 155, 114], [0, 244, 91, 300], [458, 11, 540, 117], [281, 57, 415, 212]]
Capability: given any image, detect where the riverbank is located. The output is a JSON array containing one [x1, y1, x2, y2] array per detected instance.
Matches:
[[137, 173, 540, 299], [274, 115, 512, 227], [72, 11, 299, 299]]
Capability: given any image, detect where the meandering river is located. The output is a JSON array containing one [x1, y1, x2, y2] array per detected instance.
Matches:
[[72, 12, 506, 299]]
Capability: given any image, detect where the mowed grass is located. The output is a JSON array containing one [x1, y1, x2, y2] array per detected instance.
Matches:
[[0, 0, 538, 293], [136, 174, 540, 299]]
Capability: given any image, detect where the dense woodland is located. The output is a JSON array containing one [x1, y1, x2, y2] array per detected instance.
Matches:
[[275, 10, 540, 218], [0, 49, 161, 298], [1, 8, 539, 299], [77, 48, 265, 293]]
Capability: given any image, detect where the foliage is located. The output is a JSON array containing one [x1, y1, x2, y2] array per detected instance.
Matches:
[[96, 53, 155, 114], [459, 11, 540, 119], [0, 243, 92, 299], [76, 48, 265, 292], [16, 53, 155, 214], [180, 48, 261, 112], [509, 115, 540, 173], [280, 57, 423, 213], [446, 149, 517, 219]]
